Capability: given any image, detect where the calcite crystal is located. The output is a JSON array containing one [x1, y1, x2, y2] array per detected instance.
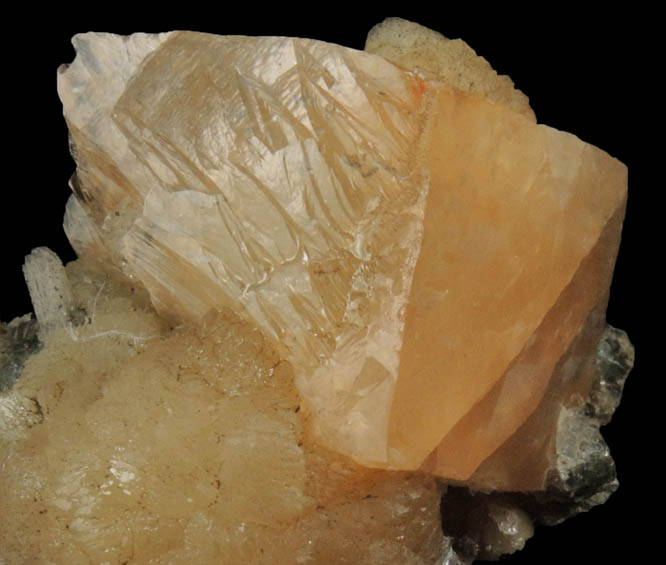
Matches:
[[57, 22, 626, 480], [0, 18, 631, 564]]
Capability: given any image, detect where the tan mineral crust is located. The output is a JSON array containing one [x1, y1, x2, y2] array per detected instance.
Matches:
[[0, 18, 630, 564]]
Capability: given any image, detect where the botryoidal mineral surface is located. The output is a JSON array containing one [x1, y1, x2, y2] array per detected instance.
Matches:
[[0, 18, 632, 564]]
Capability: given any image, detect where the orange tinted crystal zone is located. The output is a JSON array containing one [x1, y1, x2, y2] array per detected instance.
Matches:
[[387, 85, 627, 474], [426, 202, 626, 486]]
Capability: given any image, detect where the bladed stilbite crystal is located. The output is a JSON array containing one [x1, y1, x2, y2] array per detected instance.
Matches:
[[0, 19, 632, 563], [56, 26, 627, 480]]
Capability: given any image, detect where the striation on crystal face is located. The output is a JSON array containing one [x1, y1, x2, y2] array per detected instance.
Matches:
[[0, 18, 632, 564]]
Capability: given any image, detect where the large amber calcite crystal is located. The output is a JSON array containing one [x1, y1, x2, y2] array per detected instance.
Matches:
[[1, 18, 631, 564], [57, 23, 626, 482]]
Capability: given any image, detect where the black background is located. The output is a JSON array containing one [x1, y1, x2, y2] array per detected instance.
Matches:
[[2, 9, 650, 564]]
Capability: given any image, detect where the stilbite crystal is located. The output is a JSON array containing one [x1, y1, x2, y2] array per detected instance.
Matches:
[[0, 19, 632, 564], [0, 261, 446, 563]]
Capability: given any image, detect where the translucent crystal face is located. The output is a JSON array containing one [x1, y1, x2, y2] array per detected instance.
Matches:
[[60, 32, 430, 467]]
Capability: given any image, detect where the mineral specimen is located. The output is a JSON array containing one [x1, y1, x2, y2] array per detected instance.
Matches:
[[0, 18, 632, 564]]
